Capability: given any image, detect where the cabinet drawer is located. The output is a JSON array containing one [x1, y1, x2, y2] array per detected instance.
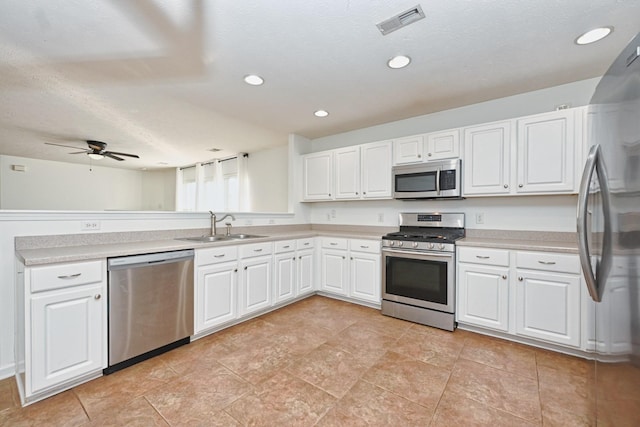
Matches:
[[458, 247, 509, 266], [274, 240, 296, 253], [321, 237, 348, 250], [240, 242, 273, 258], [196, 246, 238, 266], [516, 251, 580, 274], [30, 260, 104, 293], [296, 238, 315, 250], [350, 239, 380, 254]]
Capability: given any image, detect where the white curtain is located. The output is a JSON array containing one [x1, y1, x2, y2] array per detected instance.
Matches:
[[177, 166, 197, 211], [200, 161, 224, 211], [237, 153, 250, 211]]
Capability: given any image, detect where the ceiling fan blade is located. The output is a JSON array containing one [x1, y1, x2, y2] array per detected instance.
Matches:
[[104, 153, 125, 161], [69, 151, 90, 154], [106, 151, 140, 159], [44, 142, 88, 151]]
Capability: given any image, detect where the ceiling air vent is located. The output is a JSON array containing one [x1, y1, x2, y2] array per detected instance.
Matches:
[[376, 5, 425, 36]]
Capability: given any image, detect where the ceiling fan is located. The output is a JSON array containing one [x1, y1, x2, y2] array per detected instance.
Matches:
[[45, 140, 140, 161]]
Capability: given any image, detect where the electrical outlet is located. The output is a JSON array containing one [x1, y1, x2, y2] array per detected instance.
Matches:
[[81, 220, 101, 231], [378, 213, 385, 223], [326, 213, 331, 221], [475, 213, 484, 224], [331, 209, 336, 218], [245, 219, 253, 225], [268, 219, 275, 224]]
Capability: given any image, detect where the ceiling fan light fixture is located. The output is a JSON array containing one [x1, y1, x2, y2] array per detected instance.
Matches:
[[88, 153, 104, 160], [388, 55, 411, 69], [575, 27, 613, 45]]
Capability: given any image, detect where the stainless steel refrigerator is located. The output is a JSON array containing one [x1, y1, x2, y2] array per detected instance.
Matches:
[[579, 32, 640, 425]]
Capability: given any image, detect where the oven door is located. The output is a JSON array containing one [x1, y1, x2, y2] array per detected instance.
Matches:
[[382, 248, 455, 313]]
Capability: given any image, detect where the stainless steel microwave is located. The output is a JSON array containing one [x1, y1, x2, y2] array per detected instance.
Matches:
[[392, 159, 462, 199]]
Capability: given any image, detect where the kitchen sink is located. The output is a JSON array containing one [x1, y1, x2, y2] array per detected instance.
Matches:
[[226, 234, 266, 240], [176, 236, 232, 243]]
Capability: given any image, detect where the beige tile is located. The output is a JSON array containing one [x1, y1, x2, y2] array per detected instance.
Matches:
[[447, 358, 542, 422], [595, 361, 640, 401], [461, 334, 538, 379], [352, 312, 413, 338], [542, 404, 594, 427], [363, 350, 449, 411], [212, 318, 283, 352], [73, 357, 178, 419], [226, 371, 335, 426], [286, 343, 368, 398], [335, 380, 434, 426], [537, 364, 594, 419], [85, 396, 168, 426], [326, 323, 400, 367], [216, 337, 292, 384], [595, 397, 640, 427], [315, 406, 369, 427], [0, 377, 20, 414], [269, 322, 335, 357], [432, 390, 541, 427], [145, 363, 251, 425], [536, 348, 594, 378], [0, 390, 88, 427], [393, 327, 466, 370], [155, 338, 234, 376]]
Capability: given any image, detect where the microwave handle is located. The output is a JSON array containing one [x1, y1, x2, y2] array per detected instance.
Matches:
[[436, 169, 441, 195]]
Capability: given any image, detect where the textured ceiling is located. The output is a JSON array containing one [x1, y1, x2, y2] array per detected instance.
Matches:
[[0, 0, 639, 170]]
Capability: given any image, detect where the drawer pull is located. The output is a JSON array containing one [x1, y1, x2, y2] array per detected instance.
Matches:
[[254, 248, 263, 252], [57, 273, 81, 279], [360, 245, 369, 249], [476, 256, 490, 259], [330, 242, 338, 246], [283, 245, 290, 249], [304, 243, 310, 246], [538, 261, 556, 265], [214, 254, 226, 258]]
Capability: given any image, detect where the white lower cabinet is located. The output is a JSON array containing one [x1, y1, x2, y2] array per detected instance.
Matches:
[[296, 239, 316, 296], [457, 246, 584, 350], [239, 242, 273, 316], [17, 259, 107, 404], [320, 237, 381, 304]]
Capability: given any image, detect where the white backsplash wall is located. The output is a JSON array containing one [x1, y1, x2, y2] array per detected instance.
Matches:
[[308, 195, 579, 232]]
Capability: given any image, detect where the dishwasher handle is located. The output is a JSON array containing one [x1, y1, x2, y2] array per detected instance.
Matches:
[[108, 249, 194, 270]]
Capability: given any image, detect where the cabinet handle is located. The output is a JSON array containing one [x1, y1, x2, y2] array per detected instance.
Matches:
[[330, 242, 338, 246], [503, 184, 509, 189], [476, 255, 490, 259], [234, 269, 238, 272], [350, 257, 354, 260], [417, 154, 422, 158], [94, 294, 101, 300], [254, 248, 263, 252], [363, 192, 366, 195], [329, 193, 332, 197], [57, 273, 81, 279], [502, 275, 507, 280], [292, 257, 296, 261], [428, 153, 432, 157], [360, 245, 369, 249], [244, 266, 248, 270], [342, 256, 346, 259], [298, 256, 302, 259], [283, 245, 290, 248], [214, 254, 225, 258], [538, 261, 556, 265], [304, 243, 310, 246], [518, 184, 523, 188], [518, 277, 524, 281], [355, 192, 359, 195]]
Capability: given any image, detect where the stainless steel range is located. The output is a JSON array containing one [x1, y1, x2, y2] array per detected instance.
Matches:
[[381, 212, 465, 331]]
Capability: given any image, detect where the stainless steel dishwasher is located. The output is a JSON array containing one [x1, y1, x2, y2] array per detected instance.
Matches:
[[105, 249, 194, 374]]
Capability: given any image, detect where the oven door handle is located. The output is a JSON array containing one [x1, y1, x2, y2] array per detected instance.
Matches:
[[382, 248, 453, 258]]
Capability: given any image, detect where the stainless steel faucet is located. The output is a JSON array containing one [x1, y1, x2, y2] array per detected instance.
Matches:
[[209, 211, 236, 236]]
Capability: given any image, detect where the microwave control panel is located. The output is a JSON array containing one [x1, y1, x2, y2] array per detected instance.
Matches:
[[440, 170, 457, 190]]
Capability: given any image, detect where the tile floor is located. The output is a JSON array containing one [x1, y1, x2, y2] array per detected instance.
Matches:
[[0, 295, 598, 426]]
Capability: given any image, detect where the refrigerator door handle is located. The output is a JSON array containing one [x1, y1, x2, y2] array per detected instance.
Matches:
[[577, 144, 613, 302]]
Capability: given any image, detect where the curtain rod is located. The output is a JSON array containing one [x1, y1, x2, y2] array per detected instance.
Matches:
[[181, 153, 248, 169]]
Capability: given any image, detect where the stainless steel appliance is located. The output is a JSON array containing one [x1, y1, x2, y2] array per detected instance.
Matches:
[[381, 212, 464, 331], [579, 33, 640, 425], [392, 159, 462, 199], [105, 249, 194, 374]]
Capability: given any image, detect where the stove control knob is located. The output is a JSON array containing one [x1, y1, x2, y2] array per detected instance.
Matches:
[[412, 242, 419, 248], [438, 243, 445, 250], [428, 243, 435, 249], [389, 241, 395, 246], [397, 241, 403, 247]]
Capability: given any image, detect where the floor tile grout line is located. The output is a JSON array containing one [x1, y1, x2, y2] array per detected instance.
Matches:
[[142, 395, 172, 426], [71, 389, 91, 424]]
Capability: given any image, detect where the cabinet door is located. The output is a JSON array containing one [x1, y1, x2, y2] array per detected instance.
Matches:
[[196, 262, 237, 333], [239, 256, 272, 316], [515, 270, 580, 347], [361, 141, 392, 199], [303, 151, 333, 200], [516, 110, 575, 194], [393, 135, 424, 165], [297, 249, 315, 296], [334, 146, 361, 199], [321, 249, 348, 296], [350, 252, 381, 304], [30, 284, 105, 393], [463, 121, 512, 195], [457, 263, 509, 331], [273, 252, 296, 304], [425, 129, 460, 161]]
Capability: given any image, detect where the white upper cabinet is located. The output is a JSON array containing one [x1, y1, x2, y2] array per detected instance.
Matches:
[[463, 121, 513, 195], [361, 141, 393, 199], [393, 135, 423, 164], [424, 129, 460, 161], [516, 109, 576, 194], [303, 151, 333, 200], [334, 146, 361, 199]]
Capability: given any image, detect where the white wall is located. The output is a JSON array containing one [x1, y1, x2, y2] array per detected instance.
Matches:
[[247, 145, 288, 213], [0, 155, 144, 210], [141, 168, 176, 211], [311, 78, 599, 151]]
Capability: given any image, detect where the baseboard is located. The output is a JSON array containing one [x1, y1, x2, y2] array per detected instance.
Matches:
[[0, 363, 15, 381]]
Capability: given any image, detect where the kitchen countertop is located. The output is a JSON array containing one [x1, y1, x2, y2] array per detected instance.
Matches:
[[457, 229, 579, 254], [16, 228, 388, 266]]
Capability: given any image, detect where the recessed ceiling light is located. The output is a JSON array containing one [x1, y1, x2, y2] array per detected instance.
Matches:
[[314, 110, 329, 118], [575, 27, 613, 45], [244, 74, 264, 85], [388, 55, 411, 69]]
